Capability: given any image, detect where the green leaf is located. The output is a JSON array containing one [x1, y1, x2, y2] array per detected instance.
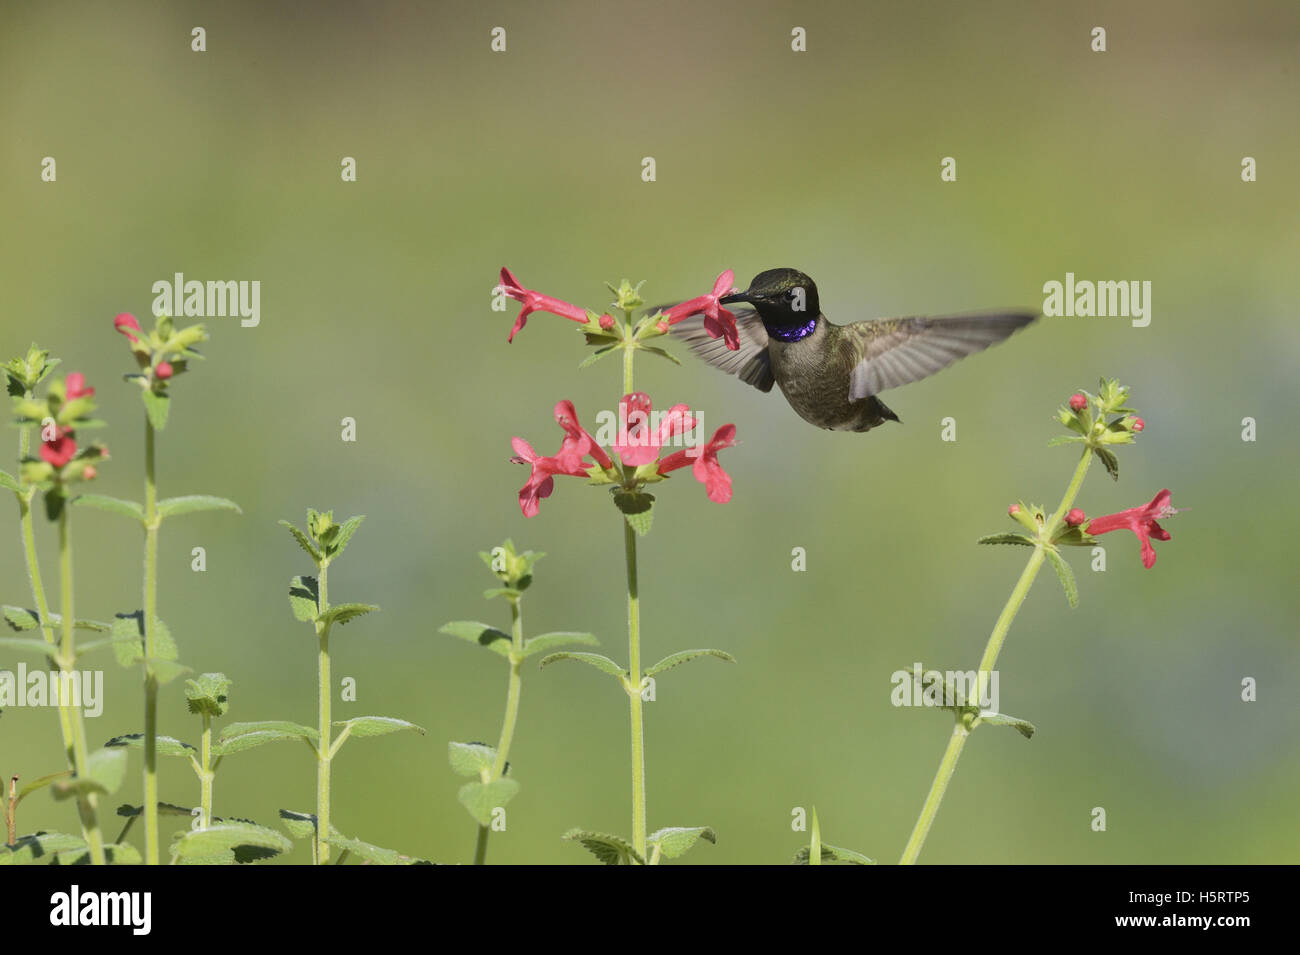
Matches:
[[439, 620, 512, 658], [141, 389, 170, 430], [578, 344, 618, 369], [1095, 446, 1120, 481], [104, 733, 197, 758], [318, 602, 379, 628], [639, 345, 681, 365], [0, 636, 60, 660], [184, 672, 232, 716], [53, 747, 127, 799], [0, 468, 19, 492], [325, 515, 364, 558], [562, 828, 644, 866], [15, 771, 73, 805], [327, 832, 428, 865], [279, 520, 321, 563], [0, 831, 86, 864], [1047, 435, 1085, 447], [643, 648, 736, 678], [977, 533, 1036, 546], [448, 741, 497, 778], [288, 575, 319, 622], [482, 587, 522, 600], [172, 822, 292, 860], [71, 494, 145, 523], [278, 809, 318, 840], [334, 716, 426, 740], [2, 606, 110, 634], [148, 658, 191, 685], [157, 495, 242, 520], [538, 651, 626, 678], [613, 490, 655, 536], [792, 843, 875, 865], [977, 711, 1037, 739], [215, 721, 318, 756], [457, 778, 520, 827], [111, 612, 178, 666], [520, 631, 598, 658], [1045, 548, 1079, 609], [648, 825, 716, 860]]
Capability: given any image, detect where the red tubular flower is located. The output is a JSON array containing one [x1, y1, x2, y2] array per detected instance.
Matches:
[[65, 372, 95, 399], [41, 428, 77, 469], [553, 400, 612, 472], [613, 393, 695, 467], [1085, 489, 1177, 569], [509, 437, 558, 518], [114, 313, 142, 343], [662, 270, 741, 351], [498, 267, 590, 342], [658, 423, 737, 503]]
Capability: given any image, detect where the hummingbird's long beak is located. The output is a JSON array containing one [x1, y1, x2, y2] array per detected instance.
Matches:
[[718, 290, 750, 305]]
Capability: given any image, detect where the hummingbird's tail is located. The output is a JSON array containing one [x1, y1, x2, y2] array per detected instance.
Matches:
[[851, 396, 901, 432]]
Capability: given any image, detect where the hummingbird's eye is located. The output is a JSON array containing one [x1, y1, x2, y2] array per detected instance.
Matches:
[[785, 288, 797, 300]]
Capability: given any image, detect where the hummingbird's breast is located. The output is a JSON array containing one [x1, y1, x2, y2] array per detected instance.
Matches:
[[768, 319, 893, 433]]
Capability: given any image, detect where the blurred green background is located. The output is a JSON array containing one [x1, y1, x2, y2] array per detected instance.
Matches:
[[2, 0, 1297, 864]]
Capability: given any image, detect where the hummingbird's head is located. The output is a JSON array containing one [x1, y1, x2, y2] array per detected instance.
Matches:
[[720, 268, 820, 330]]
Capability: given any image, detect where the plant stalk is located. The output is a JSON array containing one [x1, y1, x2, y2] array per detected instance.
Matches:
[[143, 414, 160, 865]]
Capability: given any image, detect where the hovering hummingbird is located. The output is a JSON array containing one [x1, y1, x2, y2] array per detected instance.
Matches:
[[671, 268, 1037, 433]]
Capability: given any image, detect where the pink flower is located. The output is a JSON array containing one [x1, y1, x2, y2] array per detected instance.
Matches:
[[498, 267, 590, 343], [1069, 393, 1087, 411], [114, 313, 142, 343], [509, 438, 559, 518], [41, 428, 77, 469], [658, 423, 737, 503], [1065, 508, 1086, 526], [156, 362, 174, 380], [1131, 417, 1145, 432], [1085, 489, 1177, 569], [553, 400, 612, 472], [613, 393, 694, 467], [65, 372, 94, 399], [662, 270, 741, 351]]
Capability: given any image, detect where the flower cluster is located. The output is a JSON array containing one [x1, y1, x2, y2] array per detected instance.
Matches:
[[114, 312, 208, 404], [511, 394, 736, 517], [14, 371, 108, 488]]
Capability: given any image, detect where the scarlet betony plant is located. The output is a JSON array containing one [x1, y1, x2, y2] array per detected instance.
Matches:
[[452, 268, 746, 864], [899, 378, 1181, 864]]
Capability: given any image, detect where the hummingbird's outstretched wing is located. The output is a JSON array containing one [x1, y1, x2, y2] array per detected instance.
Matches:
[[846, 311, 1037, 400], [669, 307, 776, 393]]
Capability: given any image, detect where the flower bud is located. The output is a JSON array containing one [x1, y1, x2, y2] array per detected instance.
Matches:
[[114, 313, 142, 342], [1131, 417, 1144, 432], [1069, 393, 1087, 411], [156, 362, 174, 380], [1065, 508, 1086, 526], [599, 314, 615, 331]]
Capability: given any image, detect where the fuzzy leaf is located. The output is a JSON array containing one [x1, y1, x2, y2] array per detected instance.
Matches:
[[278, 809, 319, 840], [639, 345, 681, 365], [288, 575, 319, 622], [1045, 548, 1079, 609], [792, 843, 875, 865], [0, 469, 21, 492], [562, 828, 644, 866], [977, 533, 1036, 546], [104, 733, 197, 758], [157, 495, 242, 520], [0, 831, 86, 865], [613, 491, 655, 536], [141, 389, 171, 430], [648, 825, 716, 860], [185, 672, 232, 716], [578, 344, 618, 369], [71, 494, 144, 523], [977, 711, 1037, 739], [538, 651, 626, 678], [327, 832, 428, 865], [457, 778, 520, 827], [52, 747, 127, 800], [520, 631, 598, 658], [448, 741, 497, 778], [172, 822, 291, 860], [326, 515, 364, 558], [1047, 435, 1086, 447], [279, 520, 321, 562], [318, 602, 379, 628], [334, 716, 425, 740], [215, 721, 318, 756], [0, 636, 59, 660], [15, 771, 72, 805], [644, 648, 736, 678], [3, 607, 111, 634], [148, 658, 191, 684], [111, 612, 178, 666], [1096, 446, 1120, 481], [439, 620, 512, 658]]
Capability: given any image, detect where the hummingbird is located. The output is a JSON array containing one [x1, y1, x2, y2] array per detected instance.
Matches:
[[671, 268, 1037, 432]]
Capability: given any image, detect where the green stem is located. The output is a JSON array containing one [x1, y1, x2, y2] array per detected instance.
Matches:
[[199, 713, 213, 828], [143, 414, 160, 865], [16, 415, 75, 767], [475, 597, 525, 865], [625, 520, 647, 859], [899, 447, 1093, 865], [622, 310, 635, 396], [59, 507, 106, 865], [316, 561, 332, 865]]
